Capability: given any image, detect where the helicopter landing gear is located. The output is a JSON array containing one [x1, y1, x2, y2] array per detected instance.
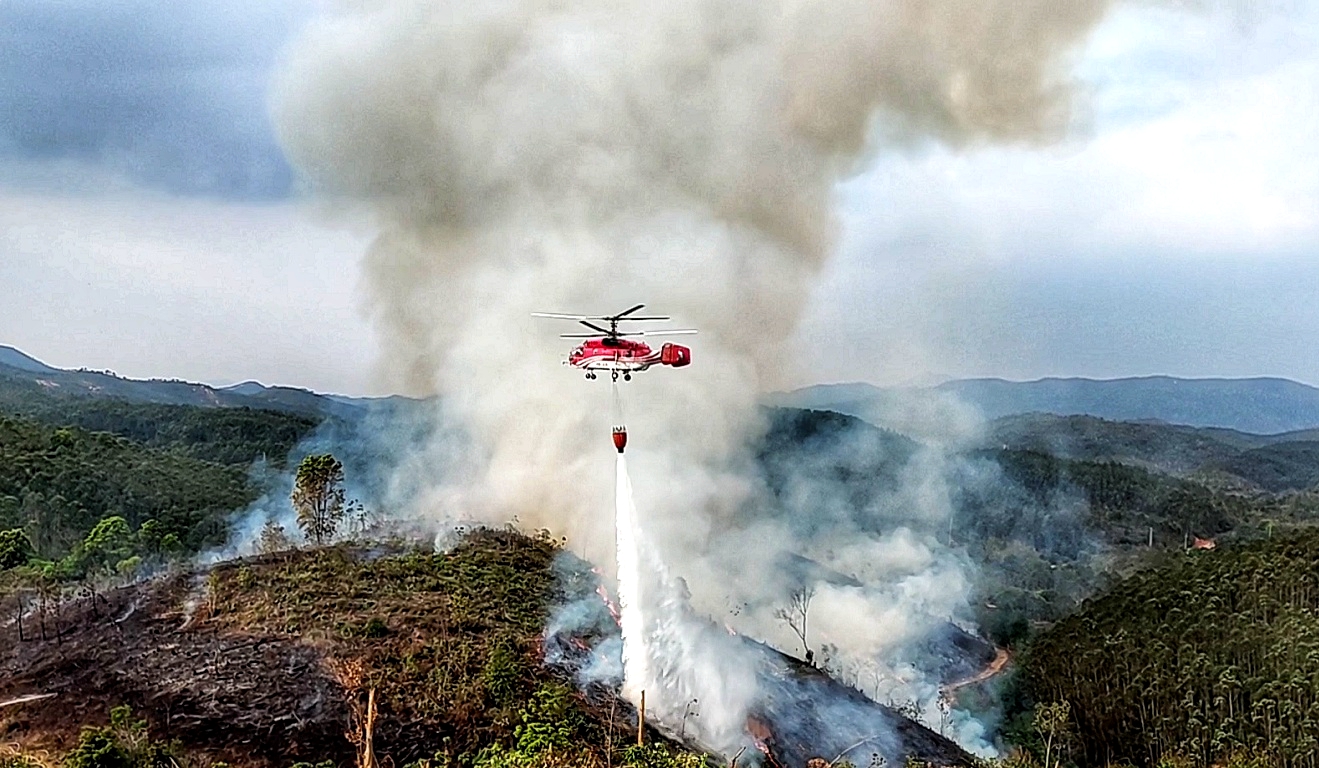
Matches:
[[611, 371, 619, 382], [624, 373, 632, 381], [585, 372, 597, 380]]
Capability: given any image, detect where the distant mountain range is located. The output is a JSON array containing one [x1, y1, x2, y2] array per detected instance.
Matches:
[[768, 376, 1319, 435], [0, 345, 410, 420], [9, 343, 1319, 435]]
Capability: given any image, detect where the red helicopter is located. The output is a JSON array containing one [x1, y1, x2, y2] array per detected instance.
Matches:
[[532, 304, 695, 383]]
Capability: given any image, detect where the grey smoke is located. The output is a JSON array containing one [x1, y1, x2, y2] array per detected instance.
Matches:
[[270, 0, 1119, 756]]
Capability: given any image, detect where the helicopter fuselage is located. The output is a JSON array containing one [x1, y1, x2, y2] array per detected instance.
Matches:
[[567, 338, 690, 380]]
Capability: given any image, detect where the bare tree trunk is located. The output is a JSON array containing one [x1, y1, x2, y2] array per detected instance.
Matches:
[[637, 690, 645, 747], [362, 688, 378, 768], [607, 698, 615, 768]]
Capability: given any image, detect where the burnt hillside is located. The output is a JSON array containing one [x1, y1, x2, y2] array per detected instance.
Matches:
[[0, 529, 975, 768]]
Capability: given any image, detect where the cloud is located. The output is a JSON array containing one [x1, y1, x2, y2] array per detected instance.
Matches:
[[0, 186, 381, 394], [0, 0, 316, 198], [2, 0, 1315, 398], [788, 1, 1319, 387]]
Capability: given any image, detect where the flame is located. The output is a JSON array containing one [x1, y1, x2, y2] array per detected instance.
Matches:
[[591, 566, 623, 626]]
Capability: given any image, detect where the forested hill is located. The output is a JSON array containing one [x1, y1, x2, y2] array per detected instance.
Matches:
[[0, 344, 407, 419], [0, 413, 256, 558], [0, 359, 331, 566], [0, 375, 319, 466], [770, 376, 1319, 434], [750, 408, 1319, 654], [987, 413, 1319, 493], [1020, 529, 1319, 766]]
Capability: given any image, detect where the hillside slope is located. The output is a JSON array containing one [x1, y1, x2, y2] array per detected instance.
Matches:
[[1021, 530, 1319, 766], [0, 376, 320, 467], [944, 376, 1319, 433], [0, 413, 255, 554], [0, 345, 374, 419], [0, 532, 654, 767], [986, 414, 1319, 492], [0, 346, 58, 374], [0, 530, 975, 768]]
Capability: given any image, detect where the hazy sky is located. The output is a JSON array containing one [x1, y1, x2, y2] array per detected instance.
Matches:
[[2, 1, 1316, 395]]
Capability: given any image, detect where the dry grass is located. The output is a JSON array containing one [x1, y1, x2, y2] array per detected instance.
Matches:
[[204, 529, 564, 765], [0, 743, 57, 768]]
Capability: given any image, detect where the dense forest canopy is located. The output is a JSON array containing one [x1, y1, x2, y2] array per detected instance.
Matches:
[[0, 414, 256, 557], [0, 375, 319, 466], [1021, 530, 1319, 766]]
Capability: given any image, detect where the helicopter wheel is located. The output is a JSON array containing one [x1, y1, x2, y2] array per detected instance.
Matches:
[[611, 371, 619, 382], [624, 373, 632, 381]]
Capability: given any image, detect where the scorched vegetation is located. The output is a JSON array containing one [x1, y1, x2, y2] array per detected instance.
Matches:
[[0, 528, 704, 768]]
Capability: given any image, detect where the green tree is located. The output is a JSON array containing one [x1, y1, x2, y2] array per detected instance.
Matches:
[[291, 454, 348, 547], [0, 528, 34, 570], [136, 520, 164, 556], [258, 518, 293, 554], [63, 727, 131, 768], [78, 516, 134, 572], [1033, 700, 1074, 768]]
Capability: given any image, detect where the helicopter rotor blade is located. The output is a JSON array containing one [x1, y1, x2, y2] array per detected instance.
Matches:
[[611, 304, 646, 319], [532, 312, 593, 320], [534, 309, 671, 321], [559, 333, 607, 338], [579, 320, 613, 335], [612, 330, 698, 337]]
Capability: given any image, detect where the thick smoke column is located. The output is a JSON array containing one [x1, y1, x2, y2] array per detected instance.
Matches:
[[272, 0, 1117, 754], [272, 0, 1115, 562]]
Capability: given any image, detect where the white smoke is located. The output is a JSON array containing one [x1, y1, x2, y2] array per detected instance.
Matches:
[[271, 0, 1119, 756], [617, 454, 759, 753]]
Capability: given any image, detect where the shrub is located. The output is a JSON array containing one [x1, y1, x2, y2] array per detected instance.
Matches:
[[63, 730, 130, 768], [0, 529, 34, 570], [62, 706, 179, 768], [362, 617, 388, 638]]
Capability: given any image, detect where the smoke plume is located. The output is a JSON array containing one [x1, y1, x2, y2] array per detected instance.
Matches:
[[272, 0, 1116, 755]]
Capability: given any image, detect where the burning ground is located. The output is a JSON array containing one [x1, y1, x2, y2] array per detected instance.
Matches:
[[0, 528, 980, 768]]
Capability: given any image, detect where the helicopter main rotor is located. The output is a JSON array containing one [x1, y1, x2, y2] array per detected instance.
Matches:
[[531, 304, 695, 340]]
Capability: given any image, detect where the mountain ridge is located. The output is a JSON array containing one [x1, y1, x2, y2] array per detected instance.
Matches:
[[11, 343, 1319, 433], [0, 345, 59, 375], [0, 345, 407, 419], [770, 375, 1319, 434]]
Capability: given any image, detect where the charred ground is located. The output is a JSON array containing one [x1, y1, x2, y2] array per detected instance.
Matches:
[[0, 528, 975, 768]]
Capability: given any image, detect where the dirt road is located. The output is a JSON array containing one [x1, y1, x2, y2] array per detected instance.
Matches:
[[940, 647, 1011, 704]]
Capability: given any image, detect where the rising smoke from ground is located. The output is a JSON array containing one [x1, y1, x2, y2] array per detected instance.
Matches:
[[270, 0, 1118, 756]]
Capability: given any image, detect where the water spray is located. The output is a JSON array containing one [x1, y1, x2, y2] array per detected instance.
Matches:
[[615, 444, 649, 706]]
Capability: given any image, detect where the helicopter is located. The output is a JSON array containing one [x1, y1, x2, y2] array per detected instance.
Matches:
[[532, 304, 695, 382]]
